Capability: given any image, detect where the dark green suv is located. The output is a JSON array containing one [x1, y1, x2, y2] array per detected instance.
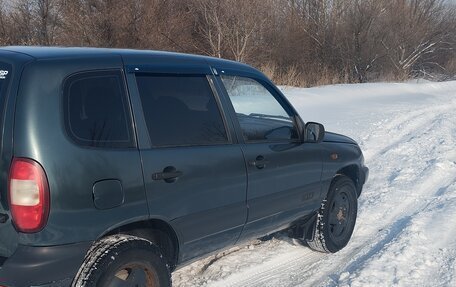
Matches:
[[0, 47, 368, 287]]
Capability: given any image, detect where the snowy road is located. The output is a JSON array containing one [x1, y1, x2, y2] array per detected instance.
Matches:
[[173, 81, 456, 287]]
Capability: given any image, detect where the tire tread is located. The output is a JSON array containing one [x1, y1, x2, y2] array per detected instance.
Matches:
[[72, 234, 171, 287], [305, 175, 357, 253]]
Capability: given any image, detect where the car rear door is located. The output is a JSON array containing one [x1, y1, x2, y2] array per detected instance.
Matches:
[[216, 72, 323, 241], [125, 64, 247, 262]]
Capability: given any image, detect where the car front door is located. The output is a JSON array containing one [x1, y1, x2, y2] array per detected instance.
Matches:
[[127, 67, 247, 262], [217, 73, 323, 241]]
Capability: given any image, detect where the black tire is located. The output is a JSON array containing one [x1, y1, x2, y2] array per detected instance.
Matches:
[[72, 235, 171, 287], [306, 175, 358, 253]]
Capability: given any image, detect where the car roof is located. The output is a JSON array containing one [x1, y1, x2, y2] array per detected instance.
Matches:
[[0, 46, 255, 71]]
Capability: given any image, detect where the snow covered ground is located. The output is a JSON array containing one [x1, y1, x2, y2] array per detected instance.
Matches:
[[172, 80, 456, 287]]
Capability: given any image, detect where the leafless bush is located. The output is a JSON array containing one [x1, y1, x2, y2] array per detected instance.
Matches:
[[0, 0, 454, 87]]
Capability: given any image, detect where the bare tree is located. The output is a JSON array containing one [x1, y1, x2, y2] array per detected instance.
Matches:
[[36, 0, 62, 45], [9, 0, 35, 45], [60, 0, 124, 47], [0, 0, 454, 85], [380, 0, 454, 78], [191, 0, 267, 62], [339, 0, 386, 82], [2, 0, 62, 45], [0, 1, 12, 45]]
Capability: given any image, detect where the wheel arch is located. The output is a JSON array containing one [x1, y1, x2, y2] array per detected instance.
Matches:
[[336, 164, 361, 196], [103, 218, 180, 270]]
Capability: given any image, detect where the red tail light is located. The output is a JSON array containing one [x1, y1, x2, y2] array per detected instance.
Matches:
[[8, 158, 50, 233]]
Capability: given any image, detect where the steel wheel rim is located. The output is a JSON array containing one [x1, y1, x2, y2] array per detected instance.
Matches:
[[328, 188, 353, 243], [109, 262, 159, 287]]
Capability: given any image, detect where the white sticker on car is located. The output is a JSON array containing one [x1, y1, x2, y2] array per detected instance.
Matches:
[[0, 70, 8, 79]]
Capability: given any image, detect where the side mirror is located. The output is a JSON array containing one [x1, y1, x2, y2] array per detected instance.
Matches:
[[304, 122, 325, 143]]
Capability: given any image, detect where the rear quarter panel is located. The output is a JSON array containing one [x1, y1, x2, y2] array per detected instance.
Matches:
[[12, 56, 149, 246]]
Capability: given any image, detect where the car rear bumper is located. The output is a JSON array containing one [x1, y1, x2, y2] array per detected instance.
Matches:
[[0, 242, 91, 287]]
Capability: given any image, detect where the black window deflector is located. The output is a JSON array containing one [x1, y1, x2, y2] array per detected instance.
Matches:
[[125, 65, 212, 75]]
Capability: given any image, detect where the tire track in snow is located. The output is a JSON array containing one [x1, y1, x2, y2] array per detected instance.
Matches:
[[209, 97, 456, 287], [362, 100, 455, 161], [335, 177, 456, 287], [218, 162, 456, 287], [209, 247, 324, 287], [172, 85, 456, 287], [313, 99, 456, 286]]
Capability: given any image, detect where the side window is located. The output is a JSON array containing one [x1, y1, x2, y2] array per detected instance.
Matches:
[[221, 75, 299, 142], [64, 70, 134, 148], [136, 74, 228, 147]]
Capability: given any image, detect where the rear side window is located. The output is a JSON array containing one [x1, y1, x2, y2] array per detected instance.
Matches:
[[136, 74, 228, 147], [64, 70, 134, 148]]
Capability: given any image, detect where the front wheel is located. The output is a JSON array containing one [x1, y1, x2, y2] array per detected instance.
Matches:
[[306, 175, 358, 253], [72, 235, 171, 287]]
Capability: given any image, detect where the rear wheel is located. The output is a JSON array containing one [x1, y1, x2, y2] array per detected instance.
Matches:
[[306, 175, 358, 253], [72, 235, 171, 287]]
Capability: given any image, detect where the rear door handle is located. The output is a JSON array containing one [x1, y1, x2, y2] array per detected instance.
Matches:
[[152, 166, 183, 183], [249, 155, 269, 169]]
